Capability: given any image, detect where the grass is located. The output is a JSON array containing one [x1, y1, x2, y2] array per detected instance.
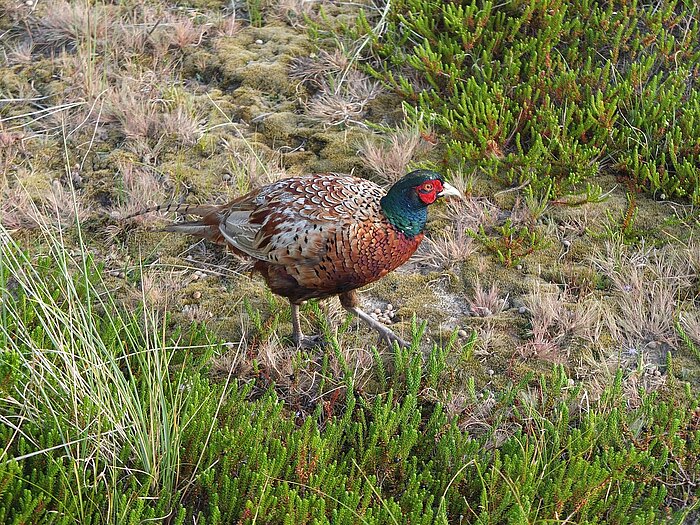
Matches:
[[2, 0, 700, 522], [0, 212, 230, 521], [2, 220, 700, 523]]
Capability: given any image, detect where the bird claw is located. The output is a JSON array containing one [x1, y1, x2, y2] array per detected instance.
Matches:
[[376, 329, 410, 349], [294, 334, 327, 349]]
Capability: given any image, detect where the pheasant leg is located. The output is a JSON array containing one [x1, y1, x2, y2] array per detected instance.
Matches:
[[290, 302, 324, 348], [339, 291, 410, 348]]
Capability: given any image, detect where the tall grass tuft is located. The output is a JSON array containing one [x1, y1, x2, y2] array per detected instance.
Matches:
[[0, 207, 227, 521]]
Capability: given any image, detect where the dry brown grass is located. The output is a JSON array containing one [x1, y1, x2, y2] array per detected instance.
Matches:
[[359, 126, 436, 183], [418, 230, 477, 271], [112, 159, 170, 222], [213, 13, 242, 37], [104, 75, 203, 150], [594, 241, 693, 347], [290, 49, 349, 88], [0, 173, 90, 230], [467, 281, 507, 317], [414, 196, 498, 270], [274, 0, 321, 27], [44, 179, 91, 226], [222, 139, 288, 193], [586, 349, 668, 409], [3, 40, 34, 65], [134, 269, 184, 310], [679, 312, 700, 346], [160, 102, 205, 146], [0, 125, 27, 177], [306, 80, 381, 127], [30, 0, 113, 51], [519, 283, 598, 361], [0, 186, 42, 230], [292, 49, 382, 127], [471, 319, 502, 356], [164, 15, 208, 50]]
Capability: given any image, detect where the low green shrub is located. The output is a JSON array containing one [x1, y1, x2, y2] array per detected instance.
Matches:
[[358, 0, 700, 203], [1, 226, 699, 523]]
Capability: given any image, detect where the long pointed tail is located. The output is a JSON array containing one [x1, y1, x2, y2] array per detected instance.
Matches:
[[119, 201, 222, 221]]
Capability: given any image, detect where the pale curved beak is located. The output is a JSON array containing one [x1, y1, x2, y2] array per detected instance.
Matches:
[[438, 182, 464, 199]]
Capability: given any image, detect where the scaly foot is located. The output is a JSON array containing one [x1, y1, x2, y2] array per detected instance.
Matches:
[[293, 333, 326, 349], [346, 305, 411, 348]]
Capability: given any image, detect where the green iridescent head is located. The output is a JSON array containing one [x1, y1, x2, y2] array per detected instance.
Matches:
[[380, 169, 462, 237]]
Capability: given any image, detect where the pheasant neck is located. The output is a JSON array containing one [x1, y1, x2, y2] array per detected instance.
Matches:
[[379, 191, 428, 238]]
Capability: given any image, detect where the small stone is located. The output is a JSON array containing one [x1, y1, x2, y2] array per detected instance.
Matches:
[[458, 329, 467, 338], [386, 303, 393, 311], [222, 173, 231, 182], [255, 39, 263, 44], [519, 306, 527, 314], [660, 193, 667, 200], [388, 311, 395, 319], [193, 291, 202, 300], [568, 378, 575, 386], [516, 264, 523, 270], [374, 308, 381, 314], [562, 239, 571, 247], [488, 369, 494, 376], [654, 369, 661, 377]]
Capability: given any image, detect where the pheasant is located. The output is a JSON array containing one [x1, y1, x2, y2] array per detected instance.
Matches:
[[131, 169, 462, 347]]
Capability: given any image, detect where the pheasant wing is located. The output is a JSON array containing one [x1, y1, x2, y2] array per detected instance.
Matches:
[[219, 175, 383, 266]]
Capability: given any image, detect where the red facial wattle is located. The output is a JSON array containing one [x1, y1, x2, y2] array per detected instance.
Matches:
[[416, 179, 443, 204]]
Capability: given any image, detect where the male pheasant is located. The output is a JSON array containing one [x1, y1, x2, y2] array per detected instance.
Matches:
[[135, 169, 462, 347]]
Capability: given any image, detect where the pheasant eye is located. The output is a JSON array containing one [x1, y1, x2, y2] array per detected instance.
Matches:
[[421, 183, 433, 192]]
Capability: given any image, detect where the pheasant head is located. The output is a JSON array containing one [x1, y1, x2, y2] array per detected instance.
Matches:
[[380, 169, 463, 237]]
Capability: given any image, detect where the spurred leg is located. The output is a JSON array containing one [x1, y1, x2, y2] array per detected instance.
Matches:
[[339, 291, 410, 348]]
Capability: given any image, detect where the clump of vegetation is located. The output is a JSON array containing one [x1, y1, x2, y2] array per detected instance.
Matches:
[[359, 0, 700, 203], [2, 224, 700, 524], [470, 216, 550, 267]]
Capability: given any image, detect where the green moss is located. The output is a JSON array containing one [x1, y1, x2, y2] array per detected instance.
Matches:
[[302, 128, 374, 174], [213, 24, 312, 95]]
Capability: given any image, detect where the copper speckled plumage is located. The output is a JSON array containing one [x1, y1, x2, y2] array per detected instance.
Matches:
[[133, 169, 462, 347]]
